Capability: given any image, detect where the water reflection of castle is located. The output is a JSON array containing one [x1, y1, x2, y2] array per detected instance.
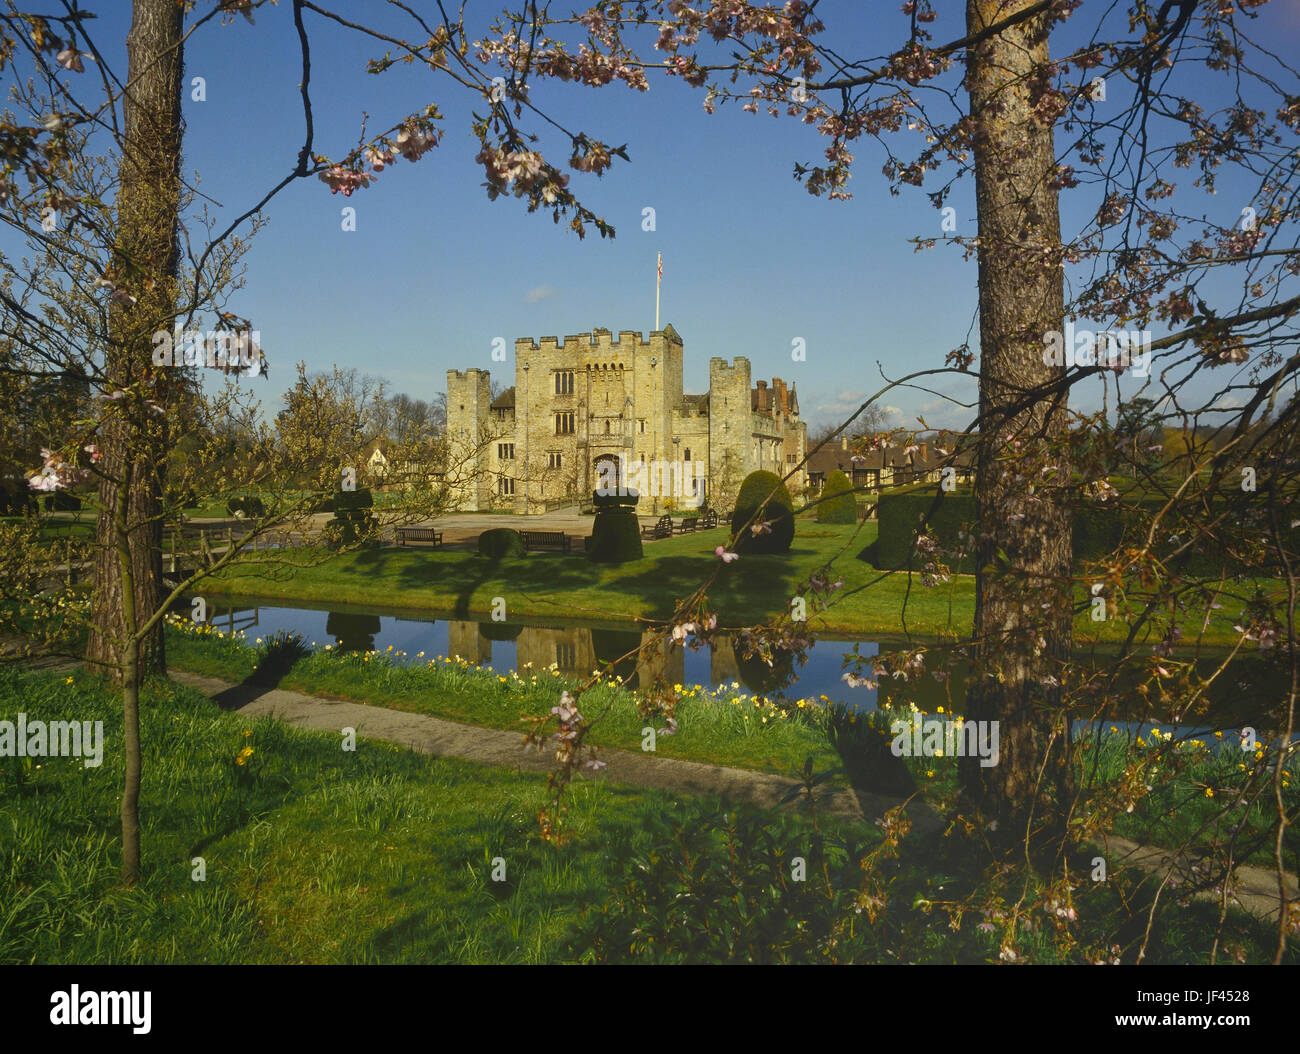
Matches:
[[314, 612, 839, 697]]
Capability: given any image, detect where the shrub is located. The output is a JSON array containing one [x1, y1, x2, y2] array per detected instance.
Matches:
[[42, 491, 82, 513], [875, 483, 975, 572], [323, 488, 376, 548], [577, 800, 881, 963], [0, 479, 37, 516], [816, 469, 857, 524], [586, 508, 643, 563], [873, 481, 1283, 576], [591, 489, 639, 511], [478, 527, 525, 559], [731, 470, 795, 554]]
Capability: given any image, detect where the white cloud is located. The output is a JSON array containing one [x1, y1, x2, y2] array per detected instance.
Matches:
[[525, 284, 556, 304]]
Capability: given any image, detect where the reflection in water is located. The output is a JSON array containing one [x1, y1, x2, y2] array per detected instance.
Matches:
[[189, 598, 1286, 727], [731, 637, 799, 697], [325, 612, 382, 653], [590, 628, 642, 687]]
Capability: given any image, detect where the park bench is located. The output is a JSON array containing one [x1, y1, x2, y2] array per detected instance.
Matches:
[[520, 530, 571, 553], [699, 509, 718, 529], [395, 527, 443, 547], [640, 514, 672, 540], [673, 516, 699, 535]]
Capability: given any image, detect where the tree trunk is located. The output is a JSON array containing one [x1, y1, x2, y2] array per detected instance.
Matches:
[[85, 0, 184, 885], [85, 0, 184, 684], [960, 0, 1074, 847]]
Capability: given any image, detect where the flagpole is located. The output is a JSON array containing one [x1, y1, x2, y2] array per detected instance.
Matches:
[[655, 251, 661, 332]]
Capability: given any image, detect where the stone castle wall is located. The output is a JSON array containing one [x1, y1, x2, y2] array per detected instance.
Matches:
[[449, 328, 805, 513]]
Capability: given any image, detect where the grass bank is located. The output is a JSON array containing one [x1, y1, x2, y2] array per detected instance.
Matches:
[[165, 621, 1298, 870], [195, 519, 1268, 645], [2, 665, 1291, 963]]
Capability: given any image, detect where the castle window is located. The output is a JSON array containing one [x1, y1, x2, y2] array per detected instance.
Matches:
[[554, 371, 574, 395], [499, 478, 515, 496], [683, 447, 691, 462], [556, 642, 576, 667], [639, 419, 645, 434], [604, 420, 610, 434], [548, 452, 562, 469], [498, 443, 515, 461], [555, 412, 575, 435], [787, 453, 797, 465]]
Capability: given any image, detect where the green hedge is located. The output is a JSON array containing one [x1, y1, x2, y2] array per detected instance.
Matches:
[[875, 483, 977, 572], [586, 509, 643, 563], [478, 527, 526, 559], [817, 469, 857, 524], [874, 481, 1296, 575], [324, 488, 376, 548], [731, 471, 795, 554]]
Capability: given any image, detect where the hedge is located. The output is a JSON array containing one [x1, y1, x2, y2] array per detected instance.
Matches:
[[586, 508, 643, 563], [816, 469, 857, 524], [874, 481, 1297, 575], [478, 527, 526, 559], [324, 488, 376, 547], [731, 470, 795, 554]]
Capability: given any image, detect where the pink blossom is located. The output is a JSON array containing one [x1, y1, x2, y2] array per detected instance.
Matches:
[[319, 165, 374, 196], [715, 546, 739, 563]]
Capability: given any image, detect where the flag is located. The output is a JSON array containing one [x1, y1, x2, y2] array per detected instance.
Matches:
[[657, 252, 662, 282]]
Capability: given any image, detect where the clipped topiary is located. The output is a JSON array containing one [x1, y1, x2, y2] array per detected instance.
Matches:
[[731, 470, 795, 554], [817, 469, 857, 523], [323, 488, 376, 548], [587, 505, 643, 563], [478, 527, 526, 559]]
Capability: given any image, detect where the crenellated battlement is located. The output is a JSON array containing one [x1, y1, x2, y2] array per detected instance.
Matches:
[[446, 367, 490, 383], [513, 328, 682, 354], [448, 326, 802, 514]]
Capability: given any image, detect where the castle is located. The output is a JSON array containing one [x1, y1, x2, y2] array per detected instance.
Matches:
[[445, 324, 807, 515]]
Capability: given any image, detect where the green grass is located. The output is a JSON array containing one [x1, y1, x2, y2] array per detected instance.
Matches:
[[3, 665, 1291, 963], [192, 517, 1273, 644], [1, 664, 857, 963], [164, 621, 1299, 869], [165, 619, 847, 783]]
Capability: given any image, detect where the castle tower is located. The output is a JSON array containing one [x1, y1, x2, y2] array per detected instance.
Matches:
[[446, 367, 492, 511], [708, 356, 752, 510]]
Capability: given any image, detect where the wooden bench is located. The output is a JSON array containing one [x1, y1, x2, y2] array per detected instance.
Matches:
[[640, 514, 672, 540], [700, 510, 718, 529], [396, 527, 443, 547], [673, 517, 699, 535], [520, 530, 571, 553]]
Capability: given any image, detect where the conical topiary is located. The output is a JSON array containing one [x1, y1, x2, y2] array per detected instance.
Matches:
[[817, 469, 857, 523]]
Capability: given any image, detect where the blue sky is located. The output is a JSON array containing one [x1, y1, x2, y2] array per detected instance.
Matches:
[[23, 1, 1300, 432]]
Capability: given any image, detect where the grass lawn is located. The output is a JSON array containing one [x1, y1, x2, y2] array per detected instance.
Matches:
[[2, 664, 1291, 963], [164, 621, 1299, 870], [194, 518, 1269, 645], [165, 619, 848, 784]]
